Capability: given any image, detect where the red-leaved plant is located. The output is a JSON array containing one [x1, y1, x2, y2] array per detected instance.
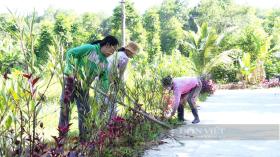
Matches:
[[48, 123, 72, 156], [262, 78, 280, 88]]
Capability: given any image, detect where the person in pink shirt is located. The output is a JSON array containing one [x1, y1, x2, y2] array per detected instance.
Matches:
[[162, 76, 202, 124]]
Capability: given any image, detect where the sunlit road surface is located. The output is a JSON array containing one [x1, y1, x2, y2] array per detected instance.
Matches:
[[144, 88, 280, 157]]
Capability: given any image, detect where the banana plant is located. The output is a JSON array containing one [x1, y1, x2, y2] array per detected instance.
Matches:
[[238, 53, 256, 83]]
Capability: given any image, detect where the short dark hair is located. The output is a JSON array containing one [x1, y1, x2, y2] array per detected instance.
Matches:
[[90, 35, 119, 47], [162, 75, 173, 87]]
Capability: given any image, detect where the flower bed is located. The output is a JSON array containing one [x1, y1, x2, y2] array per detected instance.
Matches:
[[216, 78, 280, 90]]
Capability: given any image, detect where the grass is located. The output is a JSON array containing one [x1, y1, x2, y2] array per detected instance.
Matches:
[[37, 77, 80, 140], [38, 99, 79, 140], [38, 77, 78, 140]]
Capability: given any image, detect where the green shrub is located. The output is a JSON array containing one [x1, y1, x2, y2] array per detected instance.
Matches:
[[264, 54, 280, 79], [210, 64, 239, 84]]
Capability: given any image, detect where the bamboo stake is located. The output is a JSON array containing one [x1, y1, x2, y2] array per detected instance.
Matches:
[[90, 86, 171, 129], [91, 87, 185, 145]]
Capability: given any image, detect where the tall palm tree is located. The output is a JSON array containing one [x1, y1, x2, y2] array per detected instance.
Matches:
[[185, 23, 234, 75]]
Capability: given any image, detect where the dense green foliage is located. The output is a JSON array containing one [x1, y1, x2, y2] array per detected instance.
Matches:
[[1, 0, 280, 156]]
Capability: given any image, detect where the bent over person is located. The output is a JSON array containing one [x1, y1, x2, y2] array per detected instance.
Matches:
[[162, 76, 202, 124], [107, 41, 139, 80]]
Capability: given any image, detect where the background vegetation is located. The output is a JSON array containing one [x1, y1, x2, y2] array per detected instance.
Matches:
[[1, 0, 280, 156]]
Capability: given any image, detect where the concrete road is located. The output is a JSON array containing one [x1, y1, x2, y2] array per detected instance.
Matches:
[[143, 88, 280, 157]]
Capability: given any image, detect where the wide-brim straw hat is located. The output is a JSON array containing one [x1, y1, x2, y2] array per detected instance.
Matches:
[[125, 41, 139, 55]]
